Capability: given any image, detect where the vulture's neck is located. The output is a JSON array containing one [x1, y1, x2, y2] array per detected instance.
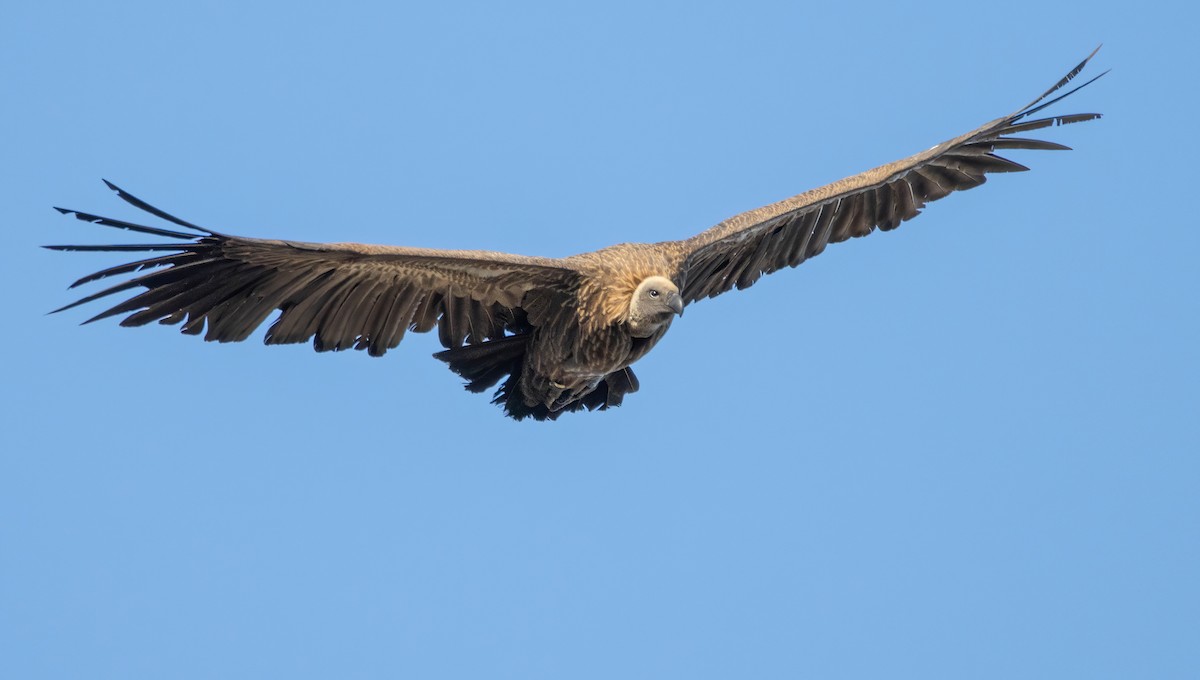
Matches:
[[626, 309, 673, 338]]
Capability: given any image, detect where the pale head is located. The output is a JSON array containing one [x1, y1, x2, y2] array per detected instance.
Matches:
[[627, 275, 683, 337]]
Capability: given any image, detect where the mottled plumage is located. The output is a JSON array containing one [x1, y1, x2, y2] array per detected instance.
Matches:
[[47, 50, 1105, 420]]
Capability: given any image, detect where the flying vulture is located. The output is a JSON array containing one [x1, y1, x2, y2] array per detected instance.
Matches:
[[48, 50, 1105, 420]]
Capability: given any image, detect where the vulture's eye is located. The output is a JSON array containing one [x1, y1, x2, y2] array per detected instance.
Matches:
[[649, 290, 659, 298]]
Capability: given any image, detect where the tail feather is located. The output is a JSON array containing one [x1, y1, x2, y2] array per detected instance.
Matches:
[[434, 337, 640, 421], [495, 365, 640, 422], [434, 335, 528, 394]]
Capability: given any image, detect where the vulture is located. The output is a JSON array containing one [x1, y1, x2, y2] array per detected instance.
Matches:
[[48, 50, 1105, 421]]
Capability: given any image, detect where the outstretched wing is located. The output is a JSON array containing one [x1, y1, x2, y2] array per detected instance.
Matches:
[[48, 181, 580, 356], [674, 48, 1106, 303]]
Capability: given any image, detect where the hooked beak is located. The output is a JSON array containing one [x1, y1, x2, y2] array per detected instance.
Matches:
[[667, 291, 684, 317]]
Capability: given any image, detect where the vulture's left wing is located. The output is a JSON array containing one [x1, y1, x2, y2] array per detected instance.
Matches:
[[48, 182, 580, 356], [674, 49, 1105, 303]]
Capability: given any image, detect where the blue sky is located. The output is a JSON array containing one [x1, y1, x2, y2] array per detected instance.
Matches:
[[3, 2, 1197, 678]]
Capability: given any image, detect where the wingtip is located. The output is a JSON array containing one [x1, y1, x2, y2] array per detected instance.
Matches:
[[92, 179, 212, 234], [1073, 45, 1103, 74], [1014, 55, 1108, 122], [53, 206, 72, 215]]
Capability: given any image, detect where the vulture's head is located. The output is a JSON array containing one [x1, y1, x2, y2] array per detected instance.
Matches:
[[627, 275, 683, 336]]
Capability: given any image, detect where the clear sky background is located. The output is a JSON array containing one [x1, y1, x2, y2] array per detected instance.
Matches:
[[2, 2, 1196, 678]]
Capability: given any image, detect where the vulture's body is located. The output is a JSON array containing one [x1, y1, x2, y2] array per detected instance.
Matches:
[[48, 51, 1105, 420]]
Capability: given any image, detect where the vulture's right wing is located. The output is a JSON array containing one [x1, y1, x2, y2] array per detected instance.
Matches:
[[49, 182, 581, 356]]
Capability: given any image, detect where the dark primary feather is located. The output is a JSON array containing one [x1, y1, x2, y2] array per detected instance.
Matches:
[[100, 178, 211, 233], [50, 207, 199, 240], [673, 49, 1106, 303]]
